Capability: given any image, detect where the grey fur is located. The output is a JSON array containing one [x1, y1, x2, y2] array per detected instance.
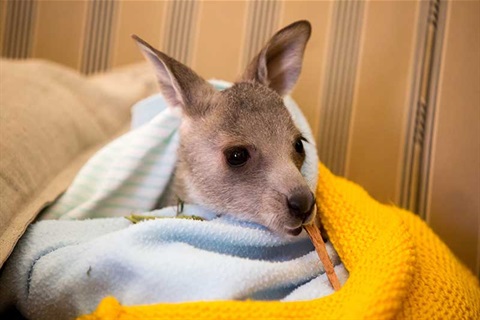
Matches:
[[133, 20, 314, 236]]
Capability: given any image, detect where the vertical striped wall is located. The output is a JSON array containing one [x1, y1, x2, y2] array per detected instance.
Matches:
[[400, 0, 447, 217], [317, 0, 364, 175], [81, 0, 118, 74], [243, 0, 281, 67], [1, 0, 36, 59], [162, 0, 198, 65]]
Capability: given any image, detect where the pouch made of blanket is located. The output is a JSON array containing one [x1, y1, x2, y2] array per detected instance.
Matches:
[[80, 164, 480, 320]]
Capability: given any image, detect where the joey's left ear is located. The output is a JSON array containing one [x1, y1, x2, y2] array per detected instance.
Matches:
[[132, 34, 216, 117], [241, 20, 311, 96]]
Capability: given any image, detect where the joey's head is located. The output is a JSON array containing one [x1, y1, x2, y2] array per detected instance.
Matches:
[[133, 20, 314, 236]]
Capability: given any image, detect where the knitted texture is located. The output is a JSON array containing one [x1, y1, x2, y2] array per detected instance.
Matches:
[[79, 164, 480, 320]]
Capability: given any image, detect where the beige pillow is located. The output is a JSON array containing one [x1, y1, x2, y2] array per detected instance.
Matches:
[[0, 59, 157, 266]]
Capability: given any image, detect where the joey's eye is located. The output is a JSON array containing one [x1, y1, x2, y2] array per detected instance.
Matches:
[[294, 138, 305, 154], [225, 147, 250, 167]]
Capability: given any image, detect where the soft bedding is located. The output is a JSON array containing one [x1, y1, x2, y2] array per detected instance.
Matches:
[[81, 163, 480, 320], [0, 81, 348, 320]]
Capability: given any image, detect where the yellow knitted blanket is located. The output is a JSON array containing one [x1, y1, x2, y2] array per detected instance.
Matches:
[[80, 164, 480, 319]]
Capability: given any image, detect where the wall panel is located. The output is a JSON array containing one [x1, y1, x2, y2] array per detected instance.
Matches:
[[192, 0, 248, 81], [427, 0, 480, 275], [317, 0, 364, 174], [111, 1, 166, 68], [1, 0, 36, 59], [0, 0, 6, 53], [162, 0, 198, 65], [345, 0, 419, 203], [81, 0, 118, 74], [32, 0, 88, 70], [242, 0, 282, 69], [280, 0, 333, 138]]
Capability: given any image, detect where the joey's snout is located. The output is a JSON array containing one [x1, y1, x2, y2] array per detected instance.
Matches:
[[287, 189, 315, 223]]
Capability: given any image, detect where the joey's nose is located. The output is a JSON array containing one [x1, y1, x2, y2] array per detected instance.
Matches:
[[287, 190, 315, 221]]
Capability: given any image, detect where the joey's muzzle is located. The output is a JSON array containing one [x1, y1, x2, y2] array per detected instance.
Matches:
[[287, 189, 315, 223]]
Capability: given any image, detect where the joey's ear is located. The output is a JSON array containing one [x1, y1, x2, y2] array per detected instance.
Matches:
[[132, 35, 215, 117], [241, 20, 311, 96]]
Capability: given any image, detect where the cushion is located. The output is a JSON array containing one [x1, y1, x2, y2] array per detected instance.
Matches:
[[0, 59, 156, 266]]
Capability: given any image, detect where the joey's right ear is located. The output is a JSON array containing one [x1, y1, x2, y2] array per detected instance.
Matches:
[[132, 35, 215, 117], [241, 20, 311, 96]]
